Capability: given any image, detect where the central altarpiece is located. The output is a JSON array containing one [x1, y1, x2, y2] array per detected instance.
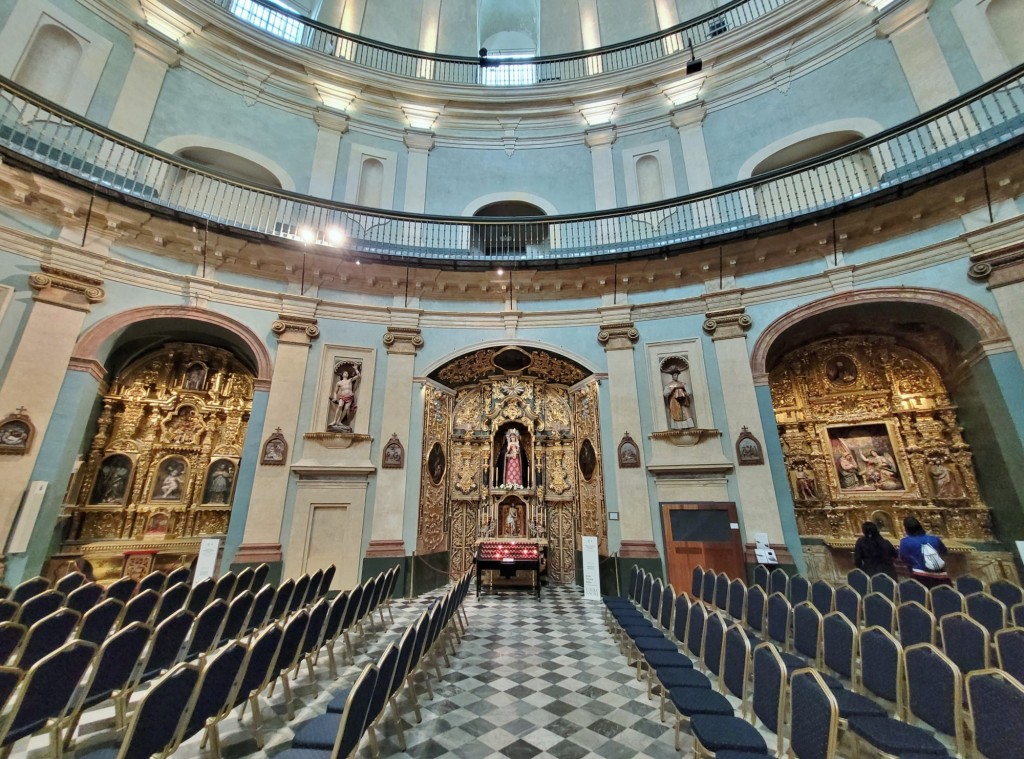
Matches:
[[417, 346, 606, 584]]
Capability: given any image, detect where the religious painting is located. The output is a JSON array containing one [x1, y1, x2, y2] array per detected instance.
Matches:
[[428, 442, 446, 485], [260, 429, 287, 466], [0, 411, 32, 455], [578, 438, 597, 481], [150, 456, 188, 501], [617, 433, 640, 468], [202, 459, 237, 504], [144, 511, 171, 539], [500, 498, 525, 538], [90, 454, 134, 505], [824, 354, 858, 386], [735, 427, 764, 466], [183, 362, 208, 391], [827, 424, 906, 493], [382, 434, 404, 469]]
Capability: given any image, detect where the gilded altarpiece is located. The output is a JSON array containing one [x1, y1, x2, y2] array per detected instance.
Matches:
[[770, 337, 992, 572], [57, 343, 254, 581], [417, 347, 606, 584]]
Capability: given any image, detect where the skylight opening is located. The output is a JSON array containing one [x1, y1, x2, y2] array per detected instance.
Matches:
[[230, 0, 303, 44]]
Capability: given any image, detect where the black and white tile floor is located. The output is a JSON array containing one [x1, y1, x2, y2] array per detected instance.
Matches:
[[13, 585, 709, 758]]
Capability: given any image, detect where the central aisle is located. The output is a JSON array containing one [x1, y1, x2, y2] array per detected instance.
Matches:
[[370, 584, 678, 759]]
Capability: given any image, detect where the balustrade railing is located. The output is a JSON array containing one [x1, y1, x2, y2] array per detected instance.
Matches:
[[0, 68, 1021, 269], [207, 0, 788, 86]]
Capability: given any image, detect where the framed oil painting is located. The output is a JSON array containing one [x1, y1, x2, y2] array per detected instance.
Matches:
[[826, 423, 907, 494]]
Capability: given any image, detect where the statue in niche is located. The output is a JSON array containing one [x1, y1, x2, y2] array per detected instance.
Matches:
[[793, 463, 818, 500], [328, 362, 362, 432], [502, 502, 523, 536], [663, 369, 694, 428], [93, 455, 132, 504], [494, 426, 528, 488], [184, 363, 207, 391], [928, 457, 964, 498], [203, 460, 235, 504]]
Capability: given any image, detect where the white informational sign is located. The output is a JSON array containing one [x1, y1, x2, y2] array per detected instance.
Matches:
[[755, 547, 779, 565], [8, 481, 46, 554], [194, 538, 221, 584], [1016, 540, 1024, 565], [754, 532, 771, 550], [582, 535, 601, 600]]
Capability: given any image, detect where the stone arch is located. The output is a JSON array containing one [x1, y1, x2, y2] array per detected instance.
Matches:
[[421, 338, 597, 380], [737, 119, 884, 180], [750, 287, 1010, 383], [154, 135, 296, 191], [461, 192, 559, 217], [71, 306, 273, 389]]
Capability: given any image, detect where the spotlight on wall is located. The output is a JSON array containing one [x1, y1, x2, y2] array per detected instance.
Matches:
[[685, 39, 703, 75], [298, 226, 315, 244], [496, 267, 504, 276], [326, 227, 345, 246]]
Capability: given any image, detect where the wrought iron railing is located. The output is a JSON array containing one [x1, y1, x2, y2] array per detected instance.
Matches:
[[0, 67, 1021, 269], [207, 0, 788, 86]]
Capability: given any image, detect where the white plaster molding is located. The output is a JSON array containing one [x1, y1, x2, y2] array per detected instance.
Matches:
[[621, 139, 678, 206], [736, 117, 885, 180], [460, 193, 560, 217], [152, 135, 298, 191], [343, 143, 398, 210]]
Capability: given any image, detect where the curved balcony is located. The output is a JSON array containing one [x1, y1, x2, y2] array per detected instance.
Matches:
[[0, 67, 1022, 271], [207, 0, 788, 86]]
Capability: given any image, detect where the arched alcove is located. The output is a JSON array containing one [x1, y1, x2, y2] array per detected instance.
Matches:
[[987, 0, 1024, 64], [13, 24, 82, 105], [356, 157, 384, 207], [635, 154, 665, 204], [478, 0, 539, 54], [471, 200, 549, 256]]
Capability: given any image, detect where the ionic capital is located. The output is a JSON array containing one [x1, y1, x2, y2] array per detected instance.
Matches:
[[598, 321, 639, 350], [29, 265, 104, 311], [703, 307, 752, 340], [271, 314, 320, 344], [383, 326, 424, 354]]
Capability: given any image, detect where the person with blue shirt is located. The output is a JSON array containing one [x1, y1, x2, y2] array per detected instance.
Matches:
[[898, 516, 951, 587]]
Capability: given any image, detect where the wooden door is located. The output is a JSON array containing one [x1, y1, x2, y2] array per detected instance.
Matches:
[[661, 502, 746, 596]]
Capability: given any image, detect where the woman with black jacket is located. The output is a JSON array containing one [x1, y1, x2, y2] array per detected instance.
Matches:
[[853, 521, 898, 578]]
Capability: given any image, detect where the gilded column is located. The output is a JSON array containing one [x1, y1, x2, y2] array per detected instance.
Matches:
[[235, 314, 319, 571], [703, 305, 791, 563], [107, 30, 180, 141], [365, 313, 423, 569], [0, 266, 104, 563], [598, 307, 658, 560], [308, 110, 349, 200]]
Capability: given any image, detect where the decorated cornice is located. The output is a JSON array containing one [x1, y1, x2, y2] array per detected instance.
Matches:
[[29, 265, 105, 310], [271, 314, 320, 344], [703, 307, 752, 340]]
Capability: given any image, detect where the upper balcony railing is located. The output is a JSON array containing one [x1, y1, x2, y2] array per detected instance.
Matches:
[[0, 67, 1022, 270], [207, 0, 788, 86]]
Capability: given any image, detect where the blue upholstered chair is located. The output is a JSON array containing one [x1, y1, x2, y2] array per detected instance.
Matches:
[[213, 571, 238, 604], [119, 588, 160, 629], [269, 578, 297, 621], [180, 641, 248, 757], [995, 627, 1024, 685], [0, 639, 97, 756], [703, 612, 727, 676], [231, 622, 284, 749], [834, 585, 861, 627], [153, 581, 190, 627], [859, 626, 904, 715], [268, 609, 310, 719], [186, 576, 216, 616], [810, 579, 835, 617], [15, 589, 63, 628], [685, 601, 708, 663], [700, 570, 716, 606], [61, 621, 151, 746], [246, 582, 276, 633], [793, 602, 824, 667], [790, 669, 840, 759], [137, 570, 167, 596], [691, 565, 705, 599], [871, 573, 898, 603], [252, 563, 270, 591], [0, 600, 18, 624], [967, 668, 1024, 759], [166, 566, 191, 588], [103, 576, 137, 605], [76, 598, 123, 647], [769, 568, 789, 600], [0, 622, 25, 664], [753, 564, 769, 592], [75, 661, 201, 759], [233, 566, 256, 596], [864, 592, 896, 633], [714, 572, 729, 611], [990, 579, 1023, 611], [219, 590, 256, 645], [10, 576, 49, 605], [54, 572, 85, 596], [766, 592, 792, 651], [727, 578, 747, 623], [788, 574, 810, 606], [954, 575, 984, 597], [138, 608, 194, 683], [15, 608, 79, 670], [899, 577, 929, 608], [64, 583, 103, 616], [904, 643, 965, 757], [745, 585, 767, 642], [940, 612, 990, 674], [898, 601, 936, 647], [966, 591, 1007, 636], [304, 568, 325, 608], [184, 599, 229, 660], [930, 585, 965, 622], [320, 564, 338, 600], [276, 663, 378, 759], [846, 569, 869, 598]]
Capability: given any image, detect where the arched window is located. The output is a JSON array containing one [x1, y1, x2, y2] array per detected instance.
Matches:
[[986, 0, 1024, 65], [471, 200, 548, 256], [635, 154, 664, 204], [356, 158, 384, 207], [478, 0, 539, 85], [750, 131, 878, 220], [14, 24, 82, 105]]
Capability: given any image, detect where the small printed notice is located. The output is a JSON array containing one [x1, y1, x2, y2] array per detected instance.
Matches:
[[582, 535, 601, 600], [194, 538, 221, 584]]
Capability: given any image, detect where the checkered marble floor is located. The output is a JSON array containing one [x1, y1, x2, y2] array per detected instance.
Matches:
[[12, 585, 718, 758]]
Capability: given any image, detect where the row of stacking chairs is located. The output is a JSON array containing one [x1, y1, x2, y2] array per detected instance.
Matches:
[[276, 570, 473, 759], [686, 564, 1024, 757], [605, 569, 845, 757], [0, 562, 388, 758]]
